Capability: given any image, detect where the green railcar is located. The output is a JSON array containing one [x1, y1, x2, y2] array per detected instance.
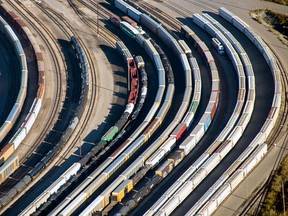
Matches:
[[101, 126, 119, 142], [189, 101, 199, 113]]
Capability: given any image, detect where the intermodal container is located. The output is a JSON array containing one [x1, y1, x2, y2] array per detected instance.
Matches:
[[0, 143, 14, 165], [171, 123, 187, 140]]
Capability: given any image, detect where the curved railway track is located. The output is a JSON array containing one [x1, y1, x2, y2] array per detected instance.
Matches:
[[67, 0, 119, 47], [0, 0, 97, 211], [1, 0, 134, 213], [3, 1, 286, 215], [138, 2, 182, 31], [115, 2, 286, 215], [266, 55, 288, 149], [85, 0, 113, 19], [237, 50, 288, 216], [2, 0, 65, 179], [162, 0, 191, 17], [140, 2, 288, 214], [30, 0, 98, 167]]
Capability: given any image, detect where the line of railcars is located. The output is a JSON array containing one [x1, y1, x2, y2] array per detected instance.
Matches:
[[88, 37, 180, 216], [144, 12, 259, 214], [131, 56, 148, 120], [20, 36, 88, 178], [102, 35, 194, 216], [0, 5, 45, 208], [0, 32, 93, 208], [186, 8, 282, 215], [147, 12, 258, 215], [19, 163, 81, 216], [76, 1, 199, 214], [116, 41, 202, 215], [147, 14, 255, 215], [55, 3, 199, 213], [15, 35, 89, 214], [75, 1, 200, 214], [45, 35, 164, 215], [0, 7, 45, 187], [138, 31, 219, 216], [55, 22, 172, 215], [100, 41, 138, 143], [18, 40, 142, 215], [109, 17, 148, 121], [0, 16, 27, 144], [74, 40, 142, 170], [190, 143, 267, 216]]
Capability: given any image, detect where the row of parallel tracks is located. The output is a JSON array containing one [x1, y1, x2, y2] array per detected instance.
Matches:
[[30, 0, 98, 167], [68, 0, 119, 47], [139, 2, 182, 31], [144, 0, 288, 148], [3, 0, 287, 214], [1, 0, 130, 213], [0, 0, 99, 209], [238, 53, 288, 215], [0, 0, 65, 193], [133, 0, 288, 214], [52, 1, 288, 215]]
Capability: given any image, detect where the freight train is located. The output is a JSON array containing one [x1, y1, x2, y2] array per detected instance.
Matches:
[[145, 9, 280, 215], [0, 16, 27, 146], [147, 12, 254, 215], [114, 7, 254, 215], [0, 7, 44, 186], [19, 40, 145, 215], [99, 41, 139, 143], [56, 28, 172, 216], [115, 29, 215, 216], [131, 56, 148, 120], [189, 8, 282, 215], [75, 1, 202, 214]]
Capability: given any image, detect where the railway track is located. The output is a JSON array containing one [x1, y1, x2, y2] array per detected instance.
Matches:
[[162, 0, 191, 17], [1, 0, 135, 212], [184, 0, 218, 13], [138, 2, 182, 31], [86, 0, 113, 19], [0, 0, 97, 211], [9, 0, 65, 165], [31, 0, 98, 167], [0, 34, 20, 142], [139, 3, 288, 215], [67, 0, 119, 47], [0, 0, 65, 187], [237, 49, 288, 216]]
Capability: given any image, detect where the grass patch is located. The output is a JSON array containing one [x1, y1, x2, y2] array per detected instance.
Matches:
[[260, 155, 288, 215], [251, 9, 288, 46], [263, 0, 288, 5]]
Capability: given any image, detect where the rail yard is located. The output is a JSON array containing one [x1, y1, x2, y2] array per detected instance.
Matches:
[[0, 0, 287, 215]]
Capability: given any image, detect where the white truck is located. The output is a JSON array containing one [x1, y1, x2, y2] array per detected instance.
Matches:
[[212, 37, 224, 55]]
